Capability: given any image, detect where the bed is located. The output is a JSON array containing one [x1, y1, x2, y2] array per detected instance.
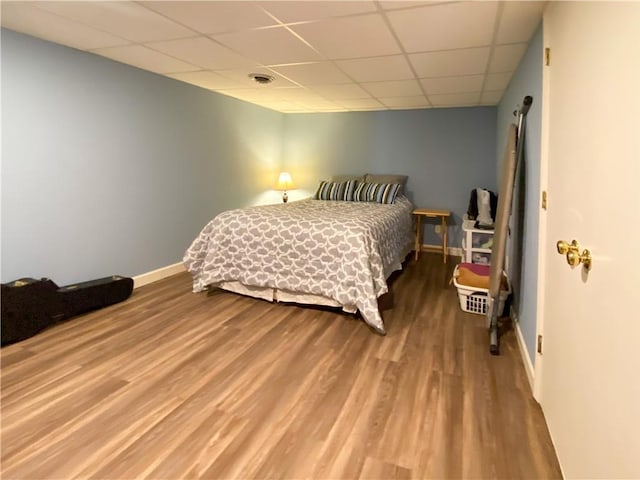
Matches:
[[183, 177, 414, 334]]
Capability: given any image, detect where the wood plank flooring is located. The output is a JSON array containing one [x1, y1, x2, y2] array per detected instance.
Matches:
[[1, 253, 562, 479]]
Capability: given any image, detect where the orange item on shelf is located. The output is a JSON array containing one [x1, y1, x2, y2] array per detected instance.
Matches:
[[454, 263, 490, 289]]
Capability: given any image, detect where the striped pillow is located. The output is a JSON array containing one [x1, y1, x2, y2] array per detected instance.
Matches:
[[353, 182, 401, 204], [314, 179, 357, 201]]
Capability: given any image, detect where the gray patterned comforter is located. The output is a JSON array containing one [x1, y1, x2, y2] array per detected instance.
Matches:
[[183, 196, 414, 334]]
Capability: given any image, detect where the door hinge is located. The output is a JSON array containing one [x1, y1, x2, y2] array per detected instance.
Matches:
[[542, 190, 548, 210], [537, 335, 543, 354], [545, 47, 551, 66]]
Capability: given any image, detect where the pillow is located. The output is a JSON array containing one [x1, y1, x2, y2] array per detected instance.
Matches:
[[330, 174, 365, 182], [364, 174, 408, 193], [353, 182, 401, 204], [315, 179, 357, 201]]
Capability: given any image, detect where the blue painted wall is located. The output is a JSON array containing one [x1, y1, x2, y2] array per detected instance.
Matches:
[[1, 29, 283, 285], [283, 107, 497, 247], [279, 112, 374, 200], [496, 24, 543, 365], [2, 28, 500, 288]]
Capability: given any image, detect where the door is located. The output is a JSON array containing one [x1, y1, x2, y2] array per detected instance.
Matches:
[[538, 2, 640, 478]]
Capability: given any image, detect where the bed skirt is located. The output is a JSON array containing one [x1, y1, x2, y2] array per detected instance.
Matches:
[[214, 280, 358, 314]]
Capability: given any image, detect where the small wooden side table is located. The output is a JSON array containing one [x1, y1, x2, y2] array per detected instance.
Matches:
[[412, 208, 451, 263]]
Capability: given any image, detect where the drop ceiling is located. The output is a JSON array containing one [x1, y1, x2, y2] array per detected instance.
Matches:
[[1, 1, 545, 113]]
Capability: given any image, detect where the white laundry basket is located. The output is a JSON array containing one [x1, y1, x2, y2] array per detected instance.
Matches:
[[453, 264, 510, 315]]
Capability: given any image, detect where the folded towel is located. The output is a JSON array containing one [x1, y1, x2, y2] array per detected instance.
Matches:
[[455, 264, 490, 289], [458, 262, 490, 276], [453, 263, 508, 291]]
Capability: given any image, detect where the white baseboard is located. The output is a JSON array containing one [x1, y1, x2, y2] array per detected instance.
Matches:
[[133, 262, 185, 289], [511, 305, 535, 393], [420, 243, 463, 257], [133, 247, 459, 290]]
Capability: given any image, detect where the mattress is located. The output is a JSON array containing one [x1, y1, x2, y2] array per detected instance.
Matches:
[[183, 196, 414, 334]]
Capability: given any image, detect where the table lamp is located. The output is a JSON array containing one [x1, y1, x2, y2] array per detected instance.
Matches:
[[276, 172, 294, 203]]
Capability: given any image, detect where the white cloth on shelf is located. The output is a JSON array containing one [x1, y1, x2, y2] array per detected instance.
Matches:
[[476, 188, 493, 227]]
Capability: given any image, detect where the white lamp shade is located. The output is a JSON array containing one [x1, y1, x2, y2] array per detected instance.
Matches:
[[276, 172, 294, 191]]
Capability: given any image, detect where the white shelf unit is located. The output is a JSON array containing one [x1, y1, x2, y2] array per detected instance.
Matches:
[[462, 217, 494, 265]]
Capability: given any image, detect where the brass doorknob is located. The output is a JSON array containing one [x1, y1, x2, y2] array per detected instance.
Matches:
[[557, 240, 569, 254], [557, 239, 592, 270], [557, 239, 578, 255], [566, 249, 581, 266], [567, 249, 592, 270]]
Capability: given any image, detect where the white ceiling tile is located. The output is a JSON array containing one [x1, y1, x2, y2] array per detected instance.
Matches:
[[295, 97, 337, 105], [146, 37, 256, 71], [290, 14, 401, 60], [386, 2, 498, 53], [247, 101, 282, 112], [339, 98, 385, 110], [268, 100, 301, 107], [335, 55, 414, 82], [270, 62, 352, 85], [379, 96, 429, 108], [410, 47, 490, 77], [388, 104, 432, 111], [1, 3, 130, 50], [91, 45, 198, 74], [273, 88, 316, 99], [421, 75, 484, 95], [254, 88, 327, 105], [312, 84, 372, 100], [213, 27, 321, 65], [270, 94, 341, 113], [217, 69, 298, 88], [220, 89, 276, 104], [259, 1, 377, 23], [1, 0, 545, 112], [296, 99, 342, 110], [484, 72, 512, 91], [218, 89, 258, 99], [480, 90, 504, 105], [361, 79, 423, 97], [143, 2, 278, 34], [167, 71, 246, 90], [379, 1, 451, 11], [429, 92, 480, 107], [281, 107, 311, 113], [489, 43, 528, 73], [34, 1, 194, 42], [276, 105, 310, 113], [218, 92, 293, 113], [223, 88, 316, 110], [497, 2, 545, 44]]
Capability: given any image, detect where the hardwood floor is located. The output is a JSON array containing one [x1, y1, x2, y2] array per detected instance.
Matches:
[[1, 253, 562, 479]]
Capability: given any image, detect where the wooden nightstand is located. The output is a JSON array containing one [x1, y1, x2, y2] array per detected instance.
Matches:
[[412, 208, 451, 263]]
